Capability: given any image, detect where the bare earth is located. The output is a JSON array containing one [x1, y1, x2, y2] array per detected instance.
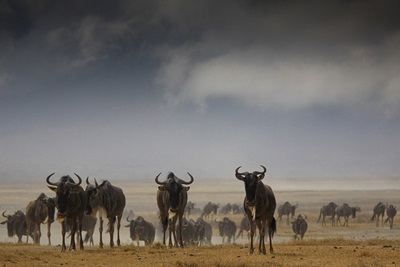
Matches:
[[1, 178, 399, 266]]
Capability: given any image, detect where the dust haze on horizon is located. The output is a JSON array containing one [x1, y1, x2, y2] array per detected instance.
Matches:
[[1, 1, 400, 185]]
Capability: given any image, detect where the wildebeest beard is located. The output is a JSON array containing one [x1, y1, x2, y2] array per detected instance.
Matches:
[[56, 184, 69, 216], [168, 181, 183, 212], [244, 178, 258, 205]]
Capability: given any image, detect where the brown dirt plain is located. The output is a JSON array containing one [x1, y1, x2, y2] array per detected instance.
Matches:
[[1, 178, 399, 266]]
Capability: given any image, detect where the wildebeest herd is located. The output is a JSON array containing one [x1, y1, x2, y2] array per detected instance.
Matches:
[[1, 165, 398, 256]]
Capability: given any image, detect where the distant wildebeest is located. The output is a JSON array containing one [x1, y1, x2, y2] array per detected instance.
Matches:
[[236, 215, 256, 240], [25, 193, 56, 245], [219, 203, 232, 214], [231, 203, 242, 214], [125, 215, 155, 246], [201, 202, 219, 220], [46, 173, 87, 252], [216, 217, 237, 244], [335, 203, 360, 227], [185, 201, 195, 216], [384, 204, 397, 229], [85, 178, 126, 248], [177, 217, 196, 246], [235, 165, 277, 255], [317, 202, 338, 226], [64, 214, 97, 246], [278, 202, 298, 225], [193, 217, 212, 246], [371, 202, 386, 227], [291, 214, 308, 240], [156, 171, 194, 247], [1, 210, 33, 243]]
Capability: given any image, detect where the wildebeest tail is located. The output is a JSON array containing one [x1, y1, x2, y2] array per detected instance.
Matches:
[[370, 213, 376, 222], [84, 233, 90, 243], [384, 217, 389, 224], [270, 217, 277, 238], [317, 211, 322, 223]]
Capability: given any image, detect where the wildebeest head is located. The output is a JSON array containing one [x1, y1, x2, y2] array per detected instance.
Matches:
[[1, 210, 25, 237], [38, 193, 56, 223], [84, 177, 99, 215], [155, 172, 194, 213], [46, 173, 83, 221], [235, 165, 267, 205]]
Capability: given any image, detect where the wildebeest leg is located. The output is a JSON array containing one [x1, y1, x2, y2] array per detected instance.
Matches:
[[256, 220, 266, 255], [116, 214, 122, 246], [69, 218, 76, 251], [78, 214, 84, 250], [248, 217, 255, 255], [109, 217, 115, 247], [268, 220, 274, 254], [26, 221, 31, 243], [61, 220, 67, 252], [37, 222, 42, 244], [99, 217, 104, 248], [47, 222, 52, 245]]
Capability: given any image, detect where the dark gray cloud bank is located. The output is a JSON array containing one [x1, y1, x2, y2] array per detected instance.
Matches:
[[1, 0, 399, 183]]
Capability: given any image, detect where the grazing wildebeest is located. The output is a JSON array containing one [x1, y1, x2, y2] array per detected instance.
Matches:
[[193, 217, 212, 246], [236, 215, 256, 240], [291, 214, 308, 240], [156, 171, 194, 247], [216, 217, 237, 244], [64, 214, 97, 246], [185, 201, 195, 216], [1, 210, 33, 243], [25, 193, 56, 245], [335, 203, 360, 227], [235, 165, 276, 255], [85, 178, 126, 248], [46, 173, 87, 252], [371, 202, 386, 227], [125, 215, 155, 246], [317, 202, 338, 226], [384, 204, 397, 229], [278, 202, 298, 225], [201, 202, 219, 220]]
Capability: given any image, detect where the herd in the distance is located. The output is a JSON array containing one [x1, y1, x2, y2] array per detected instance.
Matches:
[[1, 165, 398, 255]]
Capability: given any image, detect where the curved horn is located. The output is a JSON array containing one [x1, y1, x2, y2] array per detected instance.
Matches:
[[254, 165, 267, 180], [45, 173, 57, 186], [235, 166, 245, 181], [74, 173, 82, 186], [94, 178, 99, 188], [175, 172, 194, 185], [86, 177, 91, 185], [2, 211, 7, 218], [155, 173, 166, 185], [126, 215, 133, 223]]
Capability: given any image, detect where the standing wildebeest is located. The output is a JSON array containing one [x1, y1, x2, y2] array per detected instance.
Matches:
[[85, 178, 126, 248], [193, 217, 212, 246], [278, 202, 298, 225], [25, 193, 56, 245], [177, 217, 196, 246], [317, 202, 338, 226], [235, 165, 277, 255], [46, 173, 87, 252], [216, 217, 237, 244], [185, 201, 195, 216], [291, 214, 308, 240], [64, 214, 97, 246], [125, 215, 155, 245], [384, 204, 397, 229], [1, 210, 33, 243], [335, 203, 360, 227], [236, 215, 256, 240], [201, 202, 219, 220], [156, 171, 194, 247], [371, 202, 386, 227], [219, 203, 233, 214]]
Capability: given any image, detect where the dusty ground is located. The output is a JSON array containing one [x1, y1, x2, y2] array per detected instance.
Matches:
[[1, 178, 399, 266]]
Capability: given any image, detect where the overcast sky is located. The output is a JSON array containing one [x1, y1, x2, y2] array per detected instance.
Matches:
[[1, 0, 400, 182]]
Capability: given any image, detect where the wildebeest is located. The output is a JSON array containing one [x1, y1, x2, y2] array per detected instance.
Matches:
[[125, 215, 155, 246], [371, 202, 386, 227], [193, 217, 212, 246], [25, 193, 56, 245], [156, 171, 194, 247], [278, 202, 298, 225], [236, 215, 256, 240], [216, 217, 237, 244], [46, 173, 87, 252], [1, 210, 33, 243], [317, 202, 338, 226], [384, 204, 397, 229], [291, 214, 308, 240], [64, 214, 97, 246], [201, 202, 219, 220], [219, 203, 232, 214], [235, 165, 277, 255], [177, 217, 196, 246], [335, 203, 360, 227], [185, 201, 195, 216], [85, 178, 126, 248]]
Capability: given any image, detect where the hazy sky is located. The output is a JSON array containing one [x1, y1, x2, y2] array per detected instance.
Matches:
[[1, 0, 400, 182]]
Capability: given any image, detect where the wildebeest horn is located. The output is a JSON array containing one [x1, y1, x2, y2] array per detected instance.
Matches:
[[254, 165, 267, 180], [46, 173, 57, 186], [86, 177, 91, 185], [74, 173, 82, 186], [235, 166, 245, 181], [126, 215, 133, 223], [175, 172, 194, 185], [2, 211, 7, 218], [155, 173, 167, 185], [94, 178, 99, 187]]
